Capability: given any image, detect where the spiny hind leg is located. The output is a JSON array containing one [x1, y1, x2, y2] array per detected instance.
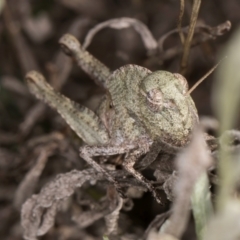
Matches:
[[59, 34, 111, 89], [80, 145, 133, 197], [26, 71, 109, 146], [123, 153, 162, 204], [134, 141, 162, 171]]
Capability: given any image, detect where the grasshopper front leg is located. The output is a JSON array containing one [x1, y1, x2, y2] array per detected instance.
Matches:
[[80, 144, 162, 204]]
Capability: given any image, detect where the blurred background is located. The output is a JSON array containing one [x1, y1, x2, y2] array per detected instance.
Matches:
[[0, 0, 239, 239]]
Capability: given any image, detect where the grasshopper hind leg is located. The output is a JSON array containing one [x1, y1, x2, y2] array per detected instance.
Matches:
[[26, 71, 109, 146]]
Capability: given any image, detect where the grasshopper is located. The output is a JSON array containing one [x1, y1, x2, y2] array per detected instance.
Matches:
[[26, 34, 198, 203]]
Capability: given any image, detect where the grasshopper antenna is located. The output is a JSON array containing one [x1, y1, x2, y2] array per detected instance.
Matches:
[[187, 57, 227, 95]]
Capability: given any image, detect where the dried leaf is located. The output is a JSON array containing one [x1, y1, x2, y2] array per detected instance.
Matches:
[[21, 169, 105, 240], [104, 187, 123, 235]]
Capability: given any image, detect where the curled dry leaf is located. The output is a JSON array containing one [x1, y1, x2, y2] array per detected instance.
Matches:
[[21, 169, 105, 240], [72, 190, 119, 229], [104, 186, 123, 235], [82, 17, 158, 56]]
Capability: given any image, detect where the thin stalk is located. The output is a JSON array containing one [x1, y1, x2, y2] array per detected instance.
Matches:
[[180, 0, 201, 74], [178, 0, 185, 44]]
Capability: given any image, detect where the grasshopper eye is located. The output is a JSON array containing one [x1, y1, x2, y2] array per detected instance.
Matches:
[[173, 73, 188, 94], [146, 89, 163, 106], [140, 88, 163, 111]]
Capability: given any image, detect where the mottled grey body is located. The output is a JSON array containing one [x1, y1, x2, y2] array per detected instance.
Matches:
[[26, 34, 198, 203]]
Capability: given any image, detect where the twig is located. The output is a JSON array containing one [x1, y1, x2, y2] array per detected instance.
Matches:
[[157, 21, 231, 63], [180, 0, 201, 74], [178, 0, 185, 44]]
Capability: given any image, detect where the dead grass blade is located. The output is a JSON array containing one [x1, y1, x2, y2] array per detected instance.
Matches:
[[202, 27, 240, 240], [180, 0, 201, 74], [213, 28, 240, 210]]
